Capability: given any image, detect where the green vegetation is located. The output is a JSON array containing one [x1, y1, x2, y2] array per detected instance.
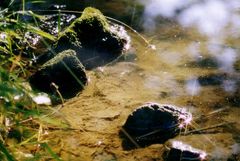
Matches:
[[0, 1, 67, 160], [60, 7, 109, 36], [71, 7, 110, 31], [0, 2, 129, 160]]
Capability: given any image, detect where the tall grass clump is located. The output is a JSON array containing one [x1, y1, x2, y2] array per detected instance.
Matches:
[[0, 0, 65, 160]]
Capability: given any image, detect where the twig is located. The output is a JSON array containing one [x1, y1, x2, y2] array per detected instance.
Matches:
[[8, 117, 33, 127], [51, 82, 64, 108], [184, 122, 235, 135], [195, 107, 229, 122], [120, 127, 140, 149], [137, 124, 179, 139]]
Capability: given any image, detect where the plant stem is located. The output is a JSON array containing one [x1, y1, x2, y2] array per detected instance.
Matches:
[[184, 122, 235, 135]]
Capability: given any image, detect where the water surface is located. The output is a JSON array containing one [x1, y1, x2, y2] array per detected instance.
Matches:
[[20, 0, 240, 160]]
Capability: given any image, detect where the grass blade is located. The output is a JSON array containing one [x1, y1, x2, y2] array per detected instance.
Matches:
[[26, 25, 56, 41], [0, 141, 16, 161], [41, 143, 63, 161]]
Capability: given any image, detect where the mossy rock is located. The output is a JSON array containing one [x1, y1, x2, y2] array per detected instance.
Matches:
[[120, 103, 192, 149], [29, 49, 87, 99], [55, 7, 130, 69]]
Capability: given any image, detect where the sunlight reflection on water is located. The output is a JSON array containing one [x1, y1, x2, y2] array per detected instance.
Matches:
[[15, 0, 240, 159], [140, 0, 240, 40], [185, 78, 201, 96]]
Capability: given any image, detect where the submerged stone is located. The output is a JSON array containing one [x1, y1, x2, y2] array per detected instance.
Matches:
[[164, 141, 207, 161], [121, 103, 192, 148], [29, 49, 87, 99], [55, 7, 130, 69], [198, 74, 226, 86], [234, 59, 240, 72]]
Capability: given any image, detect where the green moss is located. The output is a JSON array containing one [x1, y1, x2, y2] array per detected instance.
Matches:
[[30, 49, 87, 99], [58, 7, 109, 37], [54, 7, 129, 69], [58, 26, 76, 40], [42, 49, 78, 68], [59, 7, 110, 40], [77, 7, 109, 29]]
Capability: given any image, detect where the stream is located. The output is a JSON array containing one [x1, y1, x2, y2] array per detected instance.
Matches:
[[17, 0, 240, 160]]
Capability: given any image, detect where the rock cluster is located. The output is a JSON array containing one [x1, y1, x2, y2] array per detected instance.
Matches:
[[29, 7, 130, 101]]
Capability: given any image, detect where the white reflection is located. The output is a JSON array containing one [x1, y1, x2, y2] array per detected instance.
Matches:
[[171, 141, 207, 160], [230, 15, 240, 37], [207, 44, 222, 55], [185, 78, 201, 96], [141, 0, 186, 18], [215, 48, 237, 72], [140, 0, 188, 31], [159, 51, 182, 65], [232, 143, 240, 155], [187, 42, 201, 60], [207, 44, 237, 73], [0, 32, 7, 40], [222, 80, 236, 93], [144, 73, 181, 96], [178, 0, 230, 37], [140, 0, 240, 39], [31, 93, 52, 105]]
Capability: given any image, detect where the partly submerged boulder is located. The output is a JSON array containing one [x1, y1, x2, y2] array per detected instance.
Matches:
[[55, 7, 130, 69], [120, 103, 192, 149], [29, 49, 87, 99], [164, 141, 207, 161]]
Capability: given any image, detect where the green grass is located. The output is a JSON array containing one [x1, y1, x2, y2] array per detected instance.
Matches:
[[0, 0, 66, 160]]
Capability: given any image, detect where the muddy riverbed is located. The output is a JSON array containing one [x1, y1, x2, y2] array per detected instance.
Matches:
[[16, 0, 240, 160], [41, 30, 240, 160]]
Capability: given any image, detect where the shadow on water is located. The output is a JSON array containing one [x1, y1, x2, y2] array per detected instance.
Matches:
[[187, 57, 218, 69], [198, 73, 226, 86], [3, 0, 240, 160]]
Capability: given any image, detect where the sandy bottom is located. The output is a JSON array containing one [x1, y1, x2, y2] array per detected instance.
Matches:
[[43, 38, 240, 160]]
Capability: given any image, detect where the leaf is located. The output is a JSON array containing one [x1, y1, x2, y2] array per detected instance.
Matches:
[[0, 46, 9, 54], [34, 115, 69, 129], [25, 25, 56, 41], [27, 10, 46, 20]]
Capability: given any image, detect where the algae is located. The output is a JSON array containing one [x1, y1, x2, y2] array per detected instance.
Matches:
[[29, 49, 87, 100], [55, 7, 129, 69]]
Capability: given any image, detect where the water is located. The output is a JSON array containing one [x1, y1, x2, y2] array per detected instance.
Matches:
[[10, 0, 240, 160]]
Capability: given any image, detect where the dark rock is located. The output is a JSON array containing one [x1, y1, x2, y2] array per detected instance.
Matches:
[[55, 7, 131, 70], [187, 57, 218, 69], [29, 49, 87, 99], [198, 74, 226, 86], [164, 141, 207, 161], [120, 103, 192, 149]]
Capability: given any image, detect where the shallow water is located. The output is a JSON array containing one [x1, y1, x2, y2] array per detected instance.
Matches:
[[20, 0, 240, 160]]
